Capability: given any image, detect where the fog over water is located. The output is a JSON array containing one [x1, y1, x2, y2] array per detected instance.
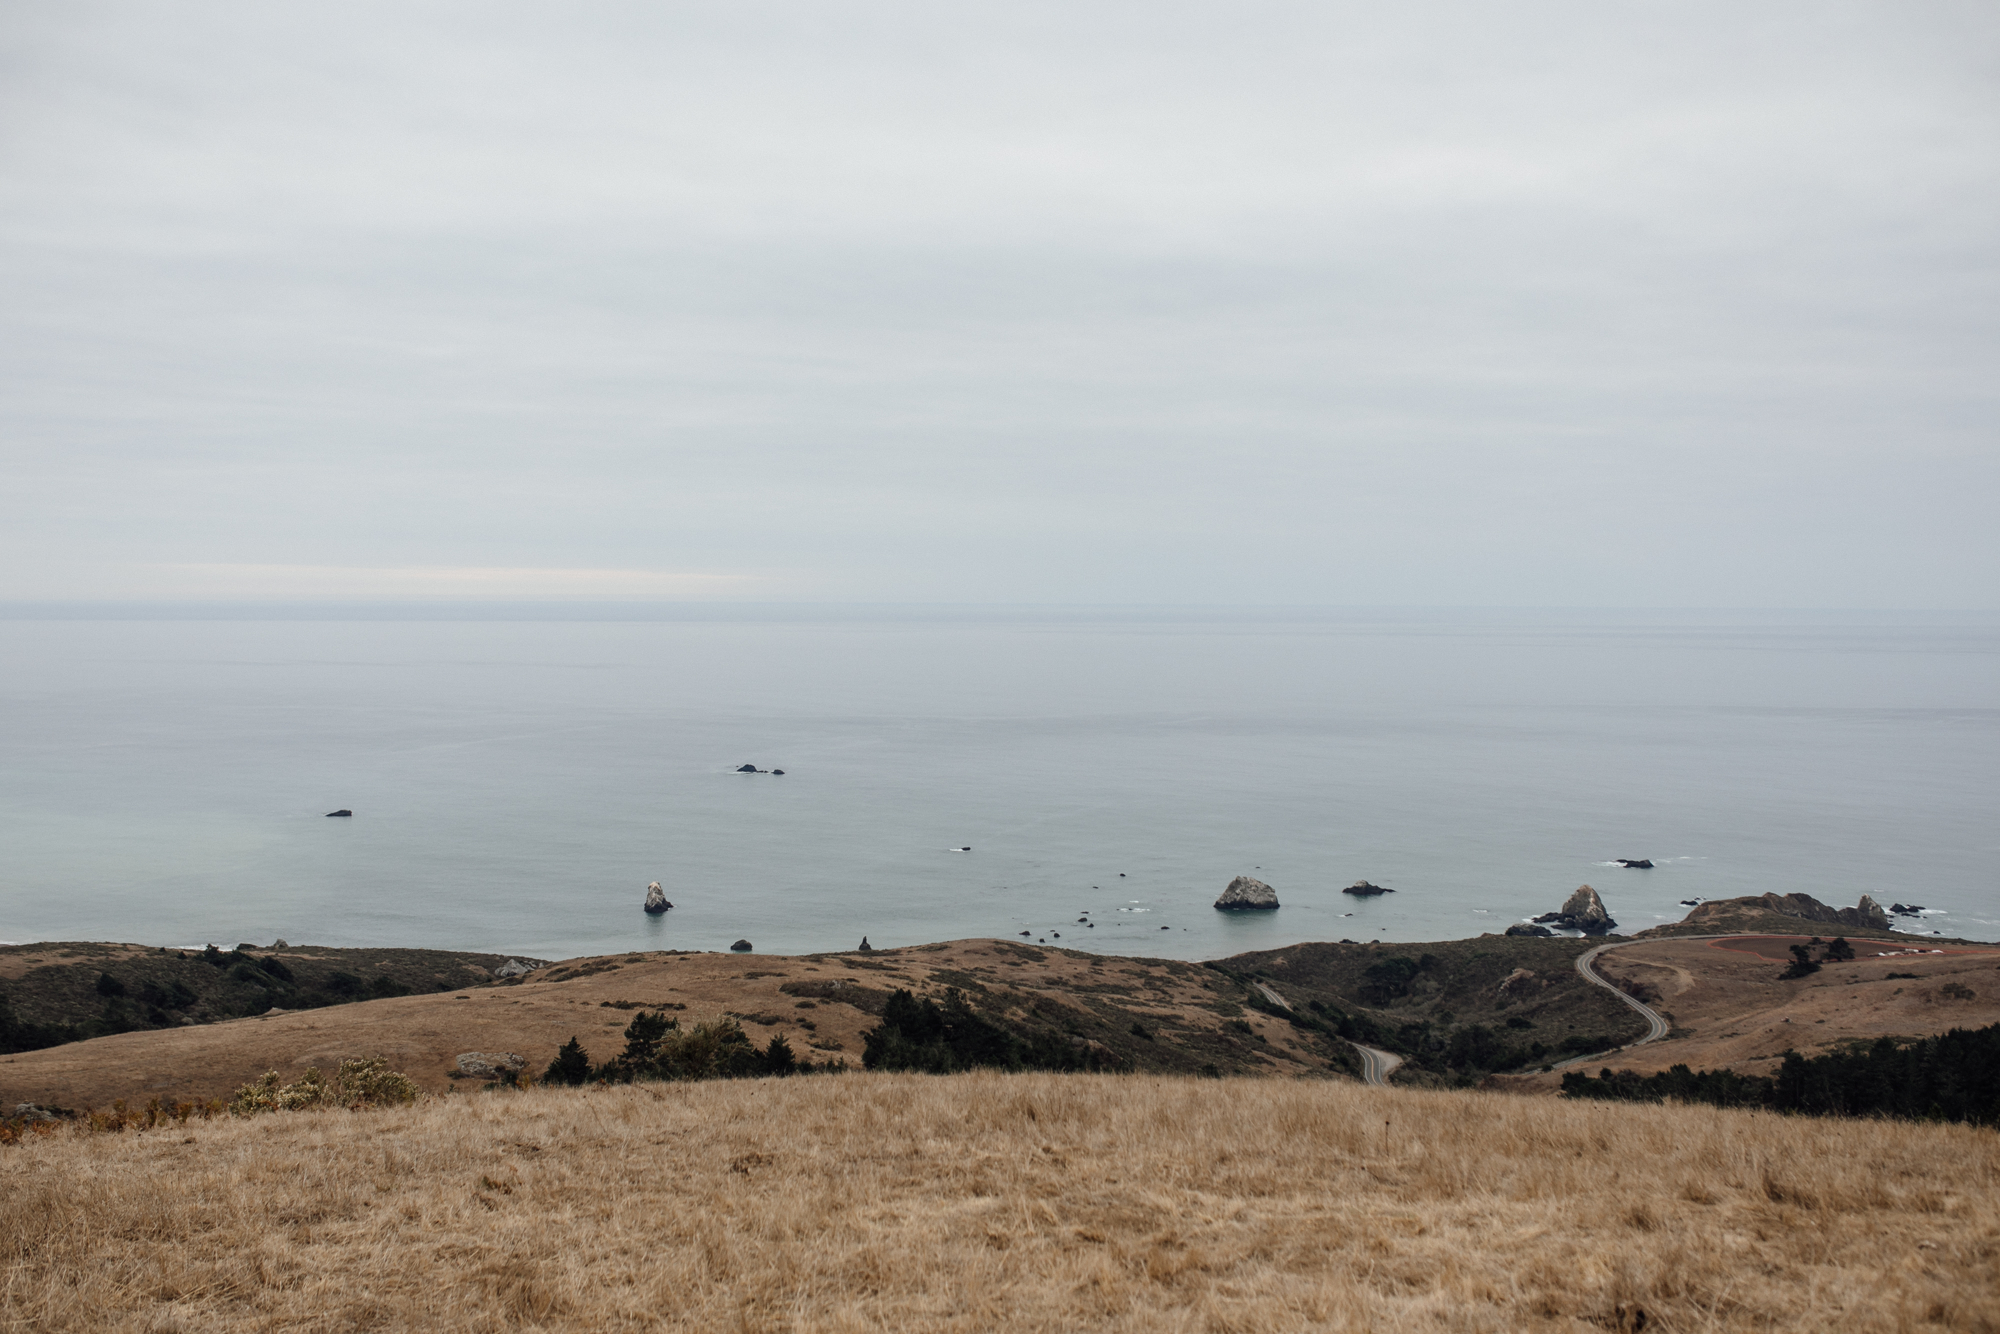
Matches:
[[2, 609, 1993, 959]]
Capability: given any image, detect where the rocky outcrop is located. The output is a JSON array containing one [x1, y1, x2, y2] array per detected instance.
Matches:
[[454, 1052, 526, 1080], [1616, 859, 1654, 869], [1213, 875, 1279, 911], [493, 958, 536, 979], [1533, 885, 1617, 935], [1496, 967, 1541, 994], [730, 939, 754, 952], [736, 764, 759, 773], [644, 882, 670, 914], [857, 936, 873, 952], [1342, 881, 1394, 896], [1740, 892, 1890, 931], [1504, 922, 1554, 937], [324, 809, 352, 818]]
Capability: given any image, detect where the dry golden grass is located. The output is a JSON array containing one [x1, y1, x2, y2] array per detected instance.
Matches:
[[3, 1074, 1996, 1332]]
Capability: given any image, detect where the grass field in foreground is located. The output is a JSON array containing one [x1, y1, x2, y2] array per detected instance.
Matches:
[[3, 1074, 1996, 1332]]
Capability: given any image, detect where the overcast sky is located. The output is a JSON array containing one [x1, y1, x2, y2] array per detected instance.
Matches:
[[2, 2, 1995, 606]]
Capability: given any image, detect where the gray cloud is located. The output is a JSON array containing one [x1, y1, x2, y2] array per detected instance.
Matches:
[[2, 2, 1995, 604]]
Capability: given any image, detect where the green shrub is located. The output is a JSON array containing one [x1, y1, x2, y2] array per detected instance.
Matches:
[[229, 1057, 420, 1115], [95, 972, 126, 998], [544, 1037, 592, 1086]]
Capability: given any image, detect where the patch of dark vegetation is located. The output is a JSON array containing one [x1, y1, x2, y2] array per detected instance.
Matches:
[[1779, 936, 1862, 980], [779, 979, 893, 1015], [1562, 1022, 2000, 1125], [541, 1011, 833, 1085], [862, 988, 1124, 1073], [1215, 935, 1649, 1085], [0, 942, 534, 1055]]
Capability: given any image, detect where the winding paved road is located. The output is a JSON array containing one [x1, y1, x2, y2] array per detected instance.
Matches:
[[1352, 1043, 1405, 1086], [1550, 939, 1672, 1070], [1251, 979, 1405, 1086]]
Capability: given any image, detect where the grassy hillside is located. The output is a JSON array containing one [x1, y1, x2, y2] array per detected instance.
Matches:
[[1218, 935, 1650, 1081], [3, 1073, 1993, 1332], [0, 941, 536, 1054]]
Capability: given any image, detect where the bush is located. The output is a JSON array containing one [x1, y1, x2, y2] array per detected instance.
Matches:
[[94, 972, 125, 998], [544, 1037, 592, 1086], [229, 1057, 420, 1115], [1779, 940, 1824, 980], [590, 1012, 811, 1083]]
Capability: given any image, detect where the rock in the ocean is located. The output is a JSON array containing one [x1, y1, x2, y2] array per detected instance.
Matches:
[[1342, 881, 1394, 896], [325, 809, 352, 817], [1532, 885, 1617, 935], [644, 882, 670, 914], [1616, 858, 1654, 869], [1214, 875, 1279, 911], [1504, 923, 1554, 937], [455, 1051, 526, 1080], [1890, 902, 1926, 916], [493, 958, 536, 979], [857, 936, 873, 952], [736, 764, 758, 773], [772, 769, 785, 775], [730, 939, 753, 952]]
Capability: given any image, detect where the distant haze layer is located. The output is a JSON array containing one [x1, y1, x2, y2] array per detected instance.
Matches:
[[1, 3, 1996, 607]]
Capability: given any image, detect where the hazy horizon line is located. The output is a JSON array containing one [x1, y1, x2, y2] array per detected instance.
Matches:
[[3, 601, 1996, 624]]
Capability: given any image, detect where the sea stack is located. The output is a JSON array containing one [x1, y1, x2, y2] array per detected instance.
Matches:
[[1532, 884, 1616, 935], [1342, 881, 1394, 896], [1213, 875, 1279, 911], [644, 882, 669, 914]]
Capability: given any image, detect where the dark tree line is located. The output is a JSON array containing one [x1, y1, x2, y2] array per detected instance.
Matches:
[[1561, 1022, 2000, 1126], [541, 1011, 830, 1085]]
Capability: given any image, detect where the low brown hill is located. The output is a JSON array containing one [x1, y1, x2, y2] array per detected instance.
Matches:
[[1498, 933, 2000, 1092], [0, 940, 1356, 1110]]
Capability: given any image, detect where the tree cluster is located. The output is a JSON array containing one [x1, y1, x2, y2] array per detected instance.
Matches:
[[1560, 1021, 2000, 1125], [860, 988, 1120, 1073], [1779, 936, 1855, 980], [540, 1011, 829, 1086]]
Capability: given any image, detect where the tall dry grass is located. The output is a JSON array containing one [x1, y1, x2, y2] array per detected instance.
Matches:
[[2, 1073, 1995, 1332]]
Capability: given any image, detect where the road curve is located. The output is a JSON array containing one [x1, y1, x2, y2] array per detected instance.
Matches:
[[1551, 940, 1672, 1070], [1353, 1043, 1405, 1086], [1250, 978, 1404, 1086]]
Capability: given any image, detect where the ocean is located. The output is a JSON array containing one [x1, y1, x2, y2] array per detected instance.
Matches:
[[1, 607, 1995, 960]]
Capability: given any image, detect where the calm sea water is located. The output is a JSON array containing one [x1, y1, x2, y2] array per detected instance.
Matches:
[[1, 608, 1995, 960]]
